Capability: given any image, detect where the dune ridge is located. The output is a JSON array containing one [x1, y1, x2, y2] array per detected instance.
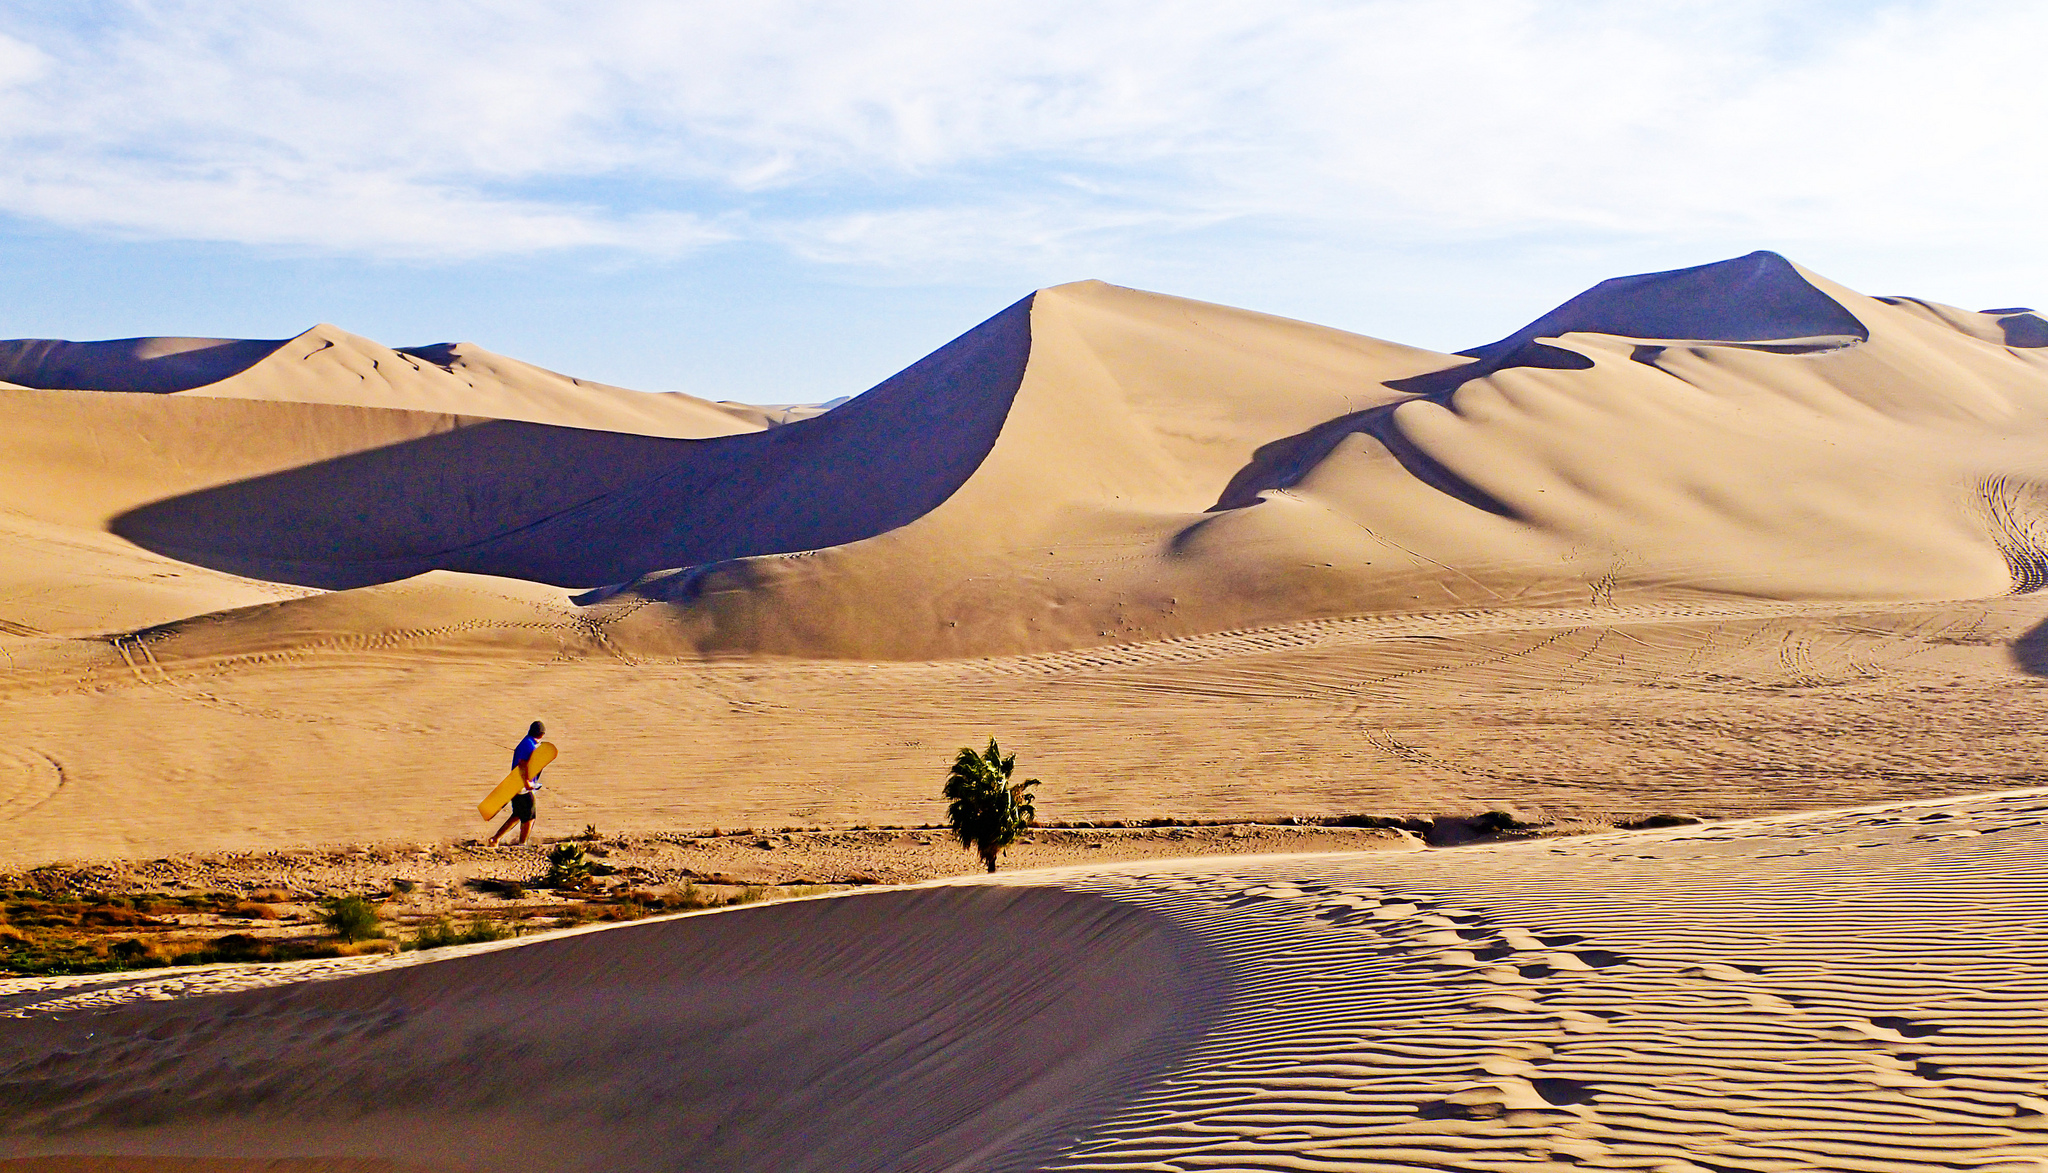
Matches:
[[0, 326, 767, 438], [0, 886, 1215, 1173]]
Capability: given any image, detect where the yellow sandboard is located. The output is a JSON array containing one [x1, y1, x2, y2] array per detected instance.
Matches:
[[479, 742, 558, 819]]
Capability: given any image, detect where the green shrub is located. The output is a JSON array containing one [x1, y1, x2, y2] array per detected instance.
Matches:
[[321, 895, 381, 942], [545, 842, 592, 889], [943, 738, 1041, 873]]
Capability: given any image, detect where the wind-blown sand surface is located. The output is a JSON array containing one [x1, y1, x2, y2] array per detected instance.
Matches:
[[3, 789, 2044, 1171]]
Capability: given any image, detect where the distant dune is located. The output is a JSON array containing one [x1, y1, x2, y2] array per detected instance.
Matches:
[[7, 251, 2044, 659]]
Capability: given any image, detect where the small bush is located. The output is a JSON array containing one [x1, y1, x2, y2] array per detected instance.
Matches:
[[108, 937, 166, 966], [408, 918, 512, 950], [582, 823, 600, 841], [545, 843, 592, 889], [209, 932, 269, 960], [661, 882, 715, 910], [321, 895, 381, 942]]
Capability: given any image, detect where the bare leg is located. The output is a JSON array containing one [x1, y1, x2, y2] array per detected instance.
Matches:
[[516, 819, 533, 845], [490, 813, 519, 845]]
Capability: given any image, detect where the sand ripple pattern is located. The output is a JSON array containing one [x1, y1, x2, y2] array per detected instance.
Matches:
[[1034, 790, 2048, 1173]]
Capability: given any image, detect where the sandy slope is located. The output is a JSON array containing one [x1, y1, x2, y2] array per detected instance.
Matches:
[[8, 582, 2048, 867], [3, 788, 2043, 1171]]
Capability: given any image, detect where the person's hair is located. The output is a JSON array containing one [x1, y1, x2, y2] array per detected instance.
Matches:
[[528, 720, 545, 739]]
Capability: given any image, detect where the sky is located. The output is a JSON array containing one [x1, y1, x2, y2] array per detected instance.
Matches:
[[0, 0, 2042, 403]]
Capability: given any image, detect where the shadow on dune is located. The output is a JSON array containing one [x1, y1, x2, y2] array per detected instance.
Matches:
[[1211, 400, 1515, 519], [2009, 619, 2048, 676], [0, 336, 285, 393], [1387, 250, 1871, 398], [1997, 313, 2048, 348], [0, 886, 1225, 1173], [111, 297, 1034, 590]]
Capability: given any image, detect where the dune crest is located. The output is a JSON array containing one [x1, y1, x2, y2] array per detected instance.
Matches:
[[0, 335, 287, 394]]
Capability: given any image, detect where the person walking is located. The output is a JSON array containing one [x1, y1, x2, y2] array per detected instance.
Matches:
[[490, 721, 548, 846]]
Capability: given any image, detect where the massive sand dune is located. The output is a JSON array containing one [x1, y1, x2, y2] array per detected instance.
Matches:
[[4, 789, 2044, 1171], [7, 252, 2048, 861], [11, 252, 2048, 662]]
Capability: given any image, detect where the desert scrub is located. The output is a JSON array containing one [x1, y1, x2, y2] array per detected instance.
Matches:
[[321, 895, 381, 942], [648, 882, 836, 912], [546, 843, 592, 889], [407, 918, 512, 951]]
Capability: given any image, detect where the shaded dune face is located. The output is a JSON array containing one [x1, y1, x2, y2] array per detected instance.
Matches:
[[108, 296, 1032, 590], [0, 886, 1213, 1173], [0, 337, 286, 394]]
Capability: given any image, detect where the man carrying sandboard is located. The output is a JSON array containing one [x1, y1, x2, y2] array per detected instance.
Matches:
[[486, 720, 556, 846]]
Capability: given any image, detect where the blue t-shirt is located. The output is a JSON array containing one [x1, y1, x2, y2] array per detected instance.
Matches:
[[512, 736, 545, 790]]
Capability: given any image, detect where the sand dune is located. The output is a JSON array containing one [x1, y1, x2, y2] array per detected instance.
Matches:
[[4, 789, 2043, 1170], [10, 252, 2048, 660], [0, 336, 285, 393], [0, 885, 1207, 1172], [8, 255, 2048, 865], [589, 255, 2048, 657], [109, 299, 1032, 591], [0, 326, 768, 438]]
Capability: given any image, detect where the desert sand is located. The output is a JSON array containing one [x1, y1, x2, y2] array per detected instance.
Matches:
[[5, 252, 2048, 862], [6, 252, 2048, 1166], [3, 788, 2045, 1170]]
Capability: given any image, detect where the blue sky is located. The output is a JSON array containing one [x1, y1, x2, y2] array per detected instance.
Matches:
[[0, 0, 2042, 402]]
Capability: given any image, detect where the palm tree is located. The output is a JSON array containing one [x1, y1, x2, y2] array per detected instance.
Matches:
[[944, 738, 1040, 873]]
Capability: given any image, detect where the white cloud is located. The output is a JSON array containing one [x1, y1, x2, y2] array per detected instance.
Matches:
[[0, 1, 2040, 269]]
